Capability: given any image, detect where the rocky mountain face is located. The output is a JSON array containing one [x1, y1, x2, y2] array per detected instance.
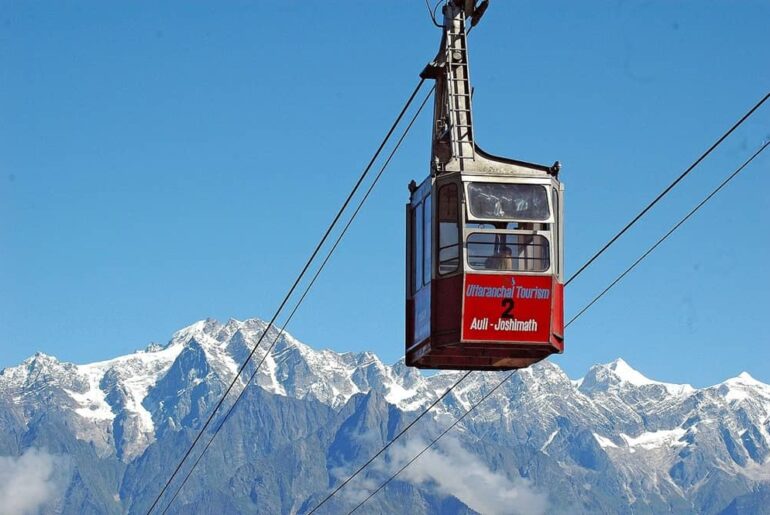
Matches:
[[1, 318, 769, 514]]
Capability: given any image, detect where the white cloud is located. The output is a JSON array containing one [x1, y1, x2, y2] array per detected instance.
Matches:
[[384, 435, 549, 515], [0, 449, 68, 515], [337, 475, 379, 506]]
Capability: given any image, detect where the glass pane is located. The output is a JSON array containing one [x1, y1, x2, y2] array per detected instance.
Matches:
[[414, 202, 423, 290], [466, 232, 550, 272], [439, 226, 460, 275], [438, 183, 458, 222], [423, 194, 432, 285], [552, 188, 560, 276], [438, 184, 459, 275], [467, 183, 550, 221]]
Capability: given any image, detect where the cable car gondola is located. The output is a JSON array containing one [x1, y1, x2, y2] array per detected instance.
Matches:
[[405, 0, 564, 370]]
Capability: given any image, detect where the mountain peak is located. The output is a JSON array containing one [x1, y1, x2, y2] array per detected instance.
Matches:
[[605, 358, 654, 386], [714, 371, 770, 404], [580, 358, 693, 396], [144, 342, 164, 353], [172, 318, 221, 339], [18, 352, 64, 373], [30, 351, 59, 362], [717, 371, 769, 388], [4, 319, 770, 513], [736, 371, 757, 382]]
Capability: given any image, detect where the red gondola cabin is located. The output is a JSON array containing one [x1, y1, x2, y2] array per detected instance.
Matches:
[[405, 0, 564, 370]]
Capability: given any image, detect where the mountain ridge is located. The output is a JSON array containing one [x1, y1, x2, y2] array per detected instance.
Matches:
[[1, 317, 768, 514]]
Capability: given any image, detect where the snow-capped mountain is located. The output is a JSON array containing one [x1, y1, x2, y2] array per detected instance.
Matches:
[[1, 318, 768, 514]]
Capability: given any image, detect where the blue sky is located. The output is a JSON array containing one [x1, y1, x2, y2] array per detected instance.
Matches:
[[1, 1, 768, 387]]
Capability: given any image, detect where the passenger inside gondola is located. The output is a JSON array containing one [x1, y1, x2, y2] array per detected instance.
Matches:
[[484, 246, 513, 270]]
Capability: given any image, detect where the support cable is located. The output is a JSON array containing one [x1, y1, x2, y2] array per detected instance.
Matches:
[[565, 139, 769, 327], [306, 26, 498, 515], [424, 0, 443, 28], [565, 92, 770, 287], [303, 95, 770, 513], [346, 139, 769, 514], [145, 78, 426, 515], [348, 369, 517, 514], [158, 86, 436, 514], [149, 61, 769, 515], [306, 374, 470, 515]]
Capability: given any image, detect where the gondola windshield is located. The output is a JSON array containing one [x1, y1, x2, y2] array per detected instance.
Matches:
[[467, 183, 550, 221]]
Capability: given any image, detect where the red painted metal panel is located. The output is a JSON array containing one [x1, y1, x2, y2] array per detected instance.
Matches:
[[413, 286, 431, 345], [405, 298, 414, 350], [432, 275, 463, 346], [461, 274, 554, 344], [550, 281, 564, 351]]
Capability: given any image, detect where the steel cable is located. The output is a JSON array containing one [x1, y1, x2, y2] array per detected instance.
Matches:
[[305, 94, 770, 513], [304, 94, 770, 514], [566, 140, 769, 327], [348, 369, 517, 514], [158, 86, 436, 514], [345, 139, 769, 514], [565, 92, 770, 287], [145, 78, 426, 514], [148, 64, 769, 515]]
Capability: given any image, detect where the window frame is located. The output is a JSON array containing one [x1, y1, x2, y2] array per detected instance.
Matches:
[[422, 193, 432, 287], [437, 183, 461, 276], [413, 200, 424, 292], [463, 179, 555, 224], [464, 229, 553, 274]]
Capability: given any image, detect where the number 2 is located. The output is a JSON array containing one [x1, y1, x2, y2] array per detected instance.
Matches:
[[501, 298, 514, 318]]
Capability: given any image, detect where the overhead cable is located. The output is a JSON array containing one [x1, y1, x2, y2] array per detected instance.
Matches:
[[424, 0, 443, 28], [346, 139, 769, 513], [566, 139, 769, 326], [159, 86, 436, 514], [348, 369, 517, 514], [306, 374, 471, 515], [566, 92, 770, 286], [145, 78, 427, 515], [305, 94, 770, 511]]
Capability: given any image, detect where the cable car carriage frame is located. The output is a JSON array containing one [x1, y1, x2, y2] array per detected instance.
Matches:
[[405, 0, 564, 371]]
